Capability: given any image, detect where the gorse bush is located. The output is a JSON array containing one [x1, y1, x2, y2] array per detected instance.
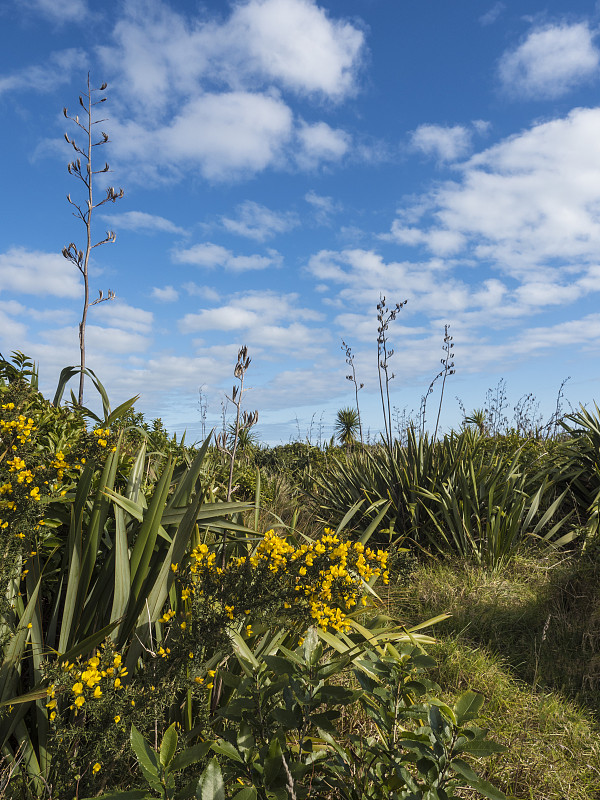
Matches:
[[184, 527, 389, 632]]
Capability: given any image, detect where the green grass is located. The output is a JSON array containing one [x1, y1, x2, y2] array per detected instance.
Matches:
[[430, 639, 600, 799], [387, 548, 600, 799]]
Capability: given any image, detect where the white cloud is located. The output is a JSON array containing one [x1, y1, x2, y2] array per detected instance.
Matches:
[[306, 245, 596, 341], [102, 0, 364, 110], [182, 283, 221, 302], [511, 314, 600, 354], [92, 301, 154, 334], [151, 285, 179, 302], [41, 324, 150, 355], [0, 247, 81, 298], [173, 242, 282, 272], [389, 107, 600, 281], [111, 92, 294, 182], [222, 0, 364, 99], [102, 211, 187, 236], [0, 303, 28, 343], [179, 291, 324, 353], [307, 248, 473, 321], [22, 0, 88, 23], [296, 121, 351, 168], [305, 190, 340, 223], [0, 49, 87, 96], [166, 92, 293, 179], [410, 124, 473, 163], [221, 201, 299, 241], [97, 0, 365, 182], [498, 22, 600, 99], [479, 3, 504, 27], [86, 326, 150, 354]]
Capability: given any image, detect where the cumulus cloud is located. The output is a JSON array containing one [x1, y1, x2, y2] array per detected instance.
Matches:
[[410, 123, 473, 163], [296, 121, 351, 168], [480, 2, 504, 26], [110, 91, 294, 182], [101, 0, 364, 112], [0, 49, 87, 96], [151, 285, 179, 302], [498, 22, 600, 99], [97, 0, 363, 182], [182, 283, 221, 301], [102, 211, 187, 236], [22, 0, 89, 23], [304, 191, 339, 223], [388, 107, 600, 281], [0, 247, 81, 298], [221, 201, 299, 241], [92, 301, 154, 334], [173, 242, 282, 272], [178, 290, 326, 356], [217, 0, 364, 99]]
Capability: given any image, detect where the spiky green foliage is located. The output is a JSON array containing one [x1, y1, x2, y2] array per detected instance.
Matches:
[[334, 407, 360, 449]]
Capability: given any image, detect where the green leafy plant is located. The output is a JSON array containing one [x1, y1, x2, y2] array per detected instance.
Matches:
[[81, 723, 213, 800], [191, 627, 505, 800], [0, 425, 253, 794], [321, 646, 506, 800], [418, 444, 575, 569], [334, 407, 360, 452]]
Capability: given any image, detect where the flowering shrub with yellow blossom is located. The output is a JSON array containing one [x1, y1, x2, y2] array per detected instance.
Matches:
[[174, 527, 389, 634]]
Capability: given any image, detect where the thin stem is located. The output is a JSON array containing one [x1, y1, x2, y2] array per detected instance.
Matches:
[[78, 74, 93, 406]]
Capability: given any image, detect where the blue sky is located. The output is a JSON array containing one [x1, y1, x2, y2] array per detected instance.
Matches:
[[2, 0, 600, 443]]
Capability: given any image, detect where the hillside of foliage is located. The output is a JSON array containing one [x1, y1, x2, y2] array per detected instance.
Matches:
[[1, 353, 600, 799]]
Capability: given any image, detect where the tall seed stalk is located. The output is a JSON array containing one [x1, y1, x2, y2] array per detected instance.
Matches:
[[62, 73, 124, 405], [215, 346, 258, 568], [215, 346, 258, 503], [420, 325, 455, 440], [377, 296, 407, 450], [342, 339, 364, 445], [434, 325, 455, 440]]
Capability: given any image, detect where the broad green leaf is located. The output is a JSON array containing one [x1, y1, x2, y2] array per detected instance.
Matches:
[[0, 575, 42, 701], [232, 789, 257, 800], [105, 395, 139, 427], [130, 725, 162, 791], [211, 739, 243, 762], [264, 737, 283, 785], [454, 690, 484, 724], [167, 431, 212, 511], [334, 498, 364, 535], [57, 502, 83, 655], [196, 757, 225, 800], [358, 500, 392, 544], [0, 685, 49, 707], [458, 738, 507, 757], [451, 759, 507, 800], [160, 723, 178, 769], [104, 489, 145, 522], [170, 741, 212, 773], [110, 504, 131, 633], [130, 456, 175, 599]]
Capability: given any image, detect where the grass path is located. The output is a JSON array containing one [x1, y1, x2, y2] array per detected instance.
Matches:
[[386, 550, 600, 799]]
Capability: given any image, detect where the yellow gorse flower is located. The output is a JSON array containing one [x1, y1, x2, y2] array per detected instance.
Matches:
[[186, 527, 388, 632]]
